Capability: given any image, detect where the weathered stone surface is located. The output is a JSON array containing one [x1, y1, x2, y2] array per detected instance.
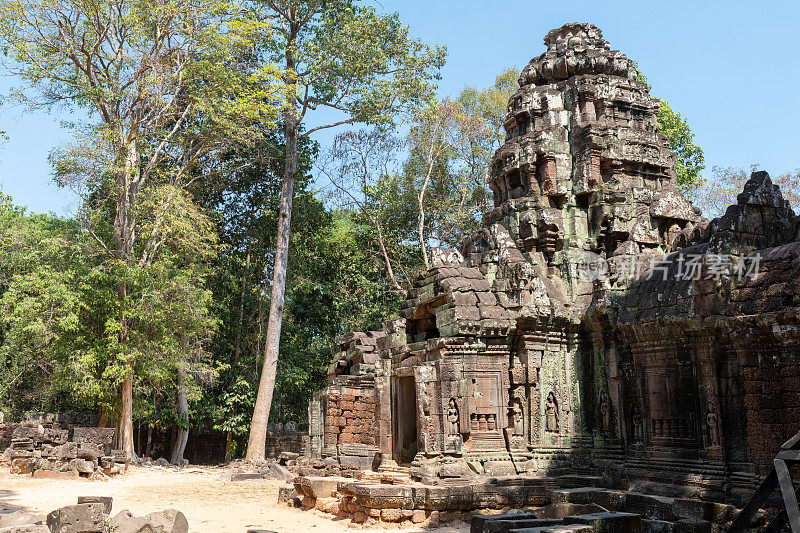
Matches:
[[46, 503, 105, 533], [565, 511, 642, 533], [294, 476, 349, 500], [71, 427, 115, 448], [77, 496, 113, 514], [277, 484, 298, 503], [109, 509, 188, 533]]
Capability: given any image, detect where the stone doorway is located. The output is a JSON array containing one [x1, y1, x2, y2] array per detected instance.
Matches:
[[393, 375, 418, 464]]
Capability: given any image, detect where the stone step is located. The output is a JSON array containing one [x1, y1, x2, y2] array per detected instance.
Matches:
[[565, 512, 642, 532], [558, 475, 604, 489], [508, 526, 594, 533]]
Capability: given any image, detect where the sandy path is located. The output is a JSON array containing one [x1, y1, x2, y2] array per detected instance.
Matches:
[[0, 466, 468, 533]]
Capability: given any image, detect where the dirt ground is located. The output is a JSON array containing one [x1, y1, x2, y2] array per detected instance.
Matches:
[[0, 466, 469, 533]]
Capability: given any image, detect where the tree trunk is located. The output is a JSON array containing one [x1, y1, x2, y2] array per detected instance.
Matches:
[[170, 367, 189, 465], [146, 424, 153, 458], [225, 431, 233, 462], [246, 45, 299, 463], [417, 125, 439, 271], [118, 371, 135, 456], [373, 216, 405, 295], [113, 138, 140, 457]]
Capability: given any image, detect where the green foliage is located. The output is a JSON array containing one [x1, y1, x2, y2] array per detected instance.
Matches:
[[637, 69, 705, 192], [0, 187, 218, 423], [279, 0, 447, 131]]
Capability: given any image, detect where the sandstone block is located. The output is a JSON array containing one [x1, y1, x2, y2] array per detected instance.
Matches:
[[72, 427, 115, 448], [565, 511, 642, 533], [77, 496, 113, 514], [109, 509, 188, 533], [625, 492, 674, 521], [46, 503, 105, 533], [10, 458, 34, 474], [58, 442, 77, 460], [671, 499, 715, 521]]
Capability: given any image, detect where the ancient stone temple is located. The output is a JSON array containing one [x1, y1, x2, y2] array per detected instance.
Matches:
[[308, 22, 800, 508]]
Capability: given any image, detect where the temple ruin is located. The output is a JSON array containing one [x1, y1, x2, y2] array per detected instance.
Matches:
[[305, 22, 800, 527]]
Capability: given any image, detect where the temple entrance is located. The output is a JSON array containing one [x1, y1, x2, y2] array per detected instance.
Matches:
[[393, 375, 418, 464]]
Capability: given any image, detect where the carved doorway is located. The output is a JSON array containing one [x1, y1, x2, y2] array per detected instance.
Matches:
[[393, 375, 418, 464]]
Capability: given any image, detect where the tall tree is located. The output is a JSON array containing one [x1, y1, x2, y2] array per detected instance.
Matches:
[[245, 0, 445, 462], [321, 129, 410, 294], [0, 0, 281, 454]]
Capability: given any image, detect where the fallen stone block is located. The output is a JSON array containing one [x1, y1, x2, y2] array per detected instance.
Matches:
[[565, 511, 642, 533], [625, 493, 674, 521], [671, 499, 715, 521], [46, 503, 105, 533], [110, 509, 188, 533], [587, 490, 627, 511], [269, 463, 294, 481], [294, 476, 349, 499], [76, 447, 99, 462], [279, 451, 299, 465], [77, 496, 113, 514], [277, 484, 298, 503]]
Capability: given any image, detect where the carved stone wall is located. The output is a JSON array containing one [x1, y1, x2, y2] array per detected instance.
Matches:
[[310, 22, 800, 504]]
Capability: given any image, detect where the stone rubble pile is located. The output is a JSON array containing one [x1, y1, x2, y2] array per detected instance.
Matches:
[[0, 497, 187, 533], [1, 424, 128, 479]]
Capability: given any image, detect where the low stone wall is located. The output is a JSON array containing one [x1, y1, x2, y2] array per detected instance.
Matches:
[[265, 433, 305, 460], [2, 422, 126, 479]]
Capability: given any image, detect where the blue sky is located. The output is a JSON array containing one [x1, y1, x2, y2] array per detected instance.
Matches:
[[1, 0, 798, 216]]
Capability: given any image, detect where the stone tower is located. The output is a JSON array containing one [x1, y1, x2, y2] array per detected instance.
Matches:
[[308, 23, 800, 507], [484, 22, 699, 302]]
